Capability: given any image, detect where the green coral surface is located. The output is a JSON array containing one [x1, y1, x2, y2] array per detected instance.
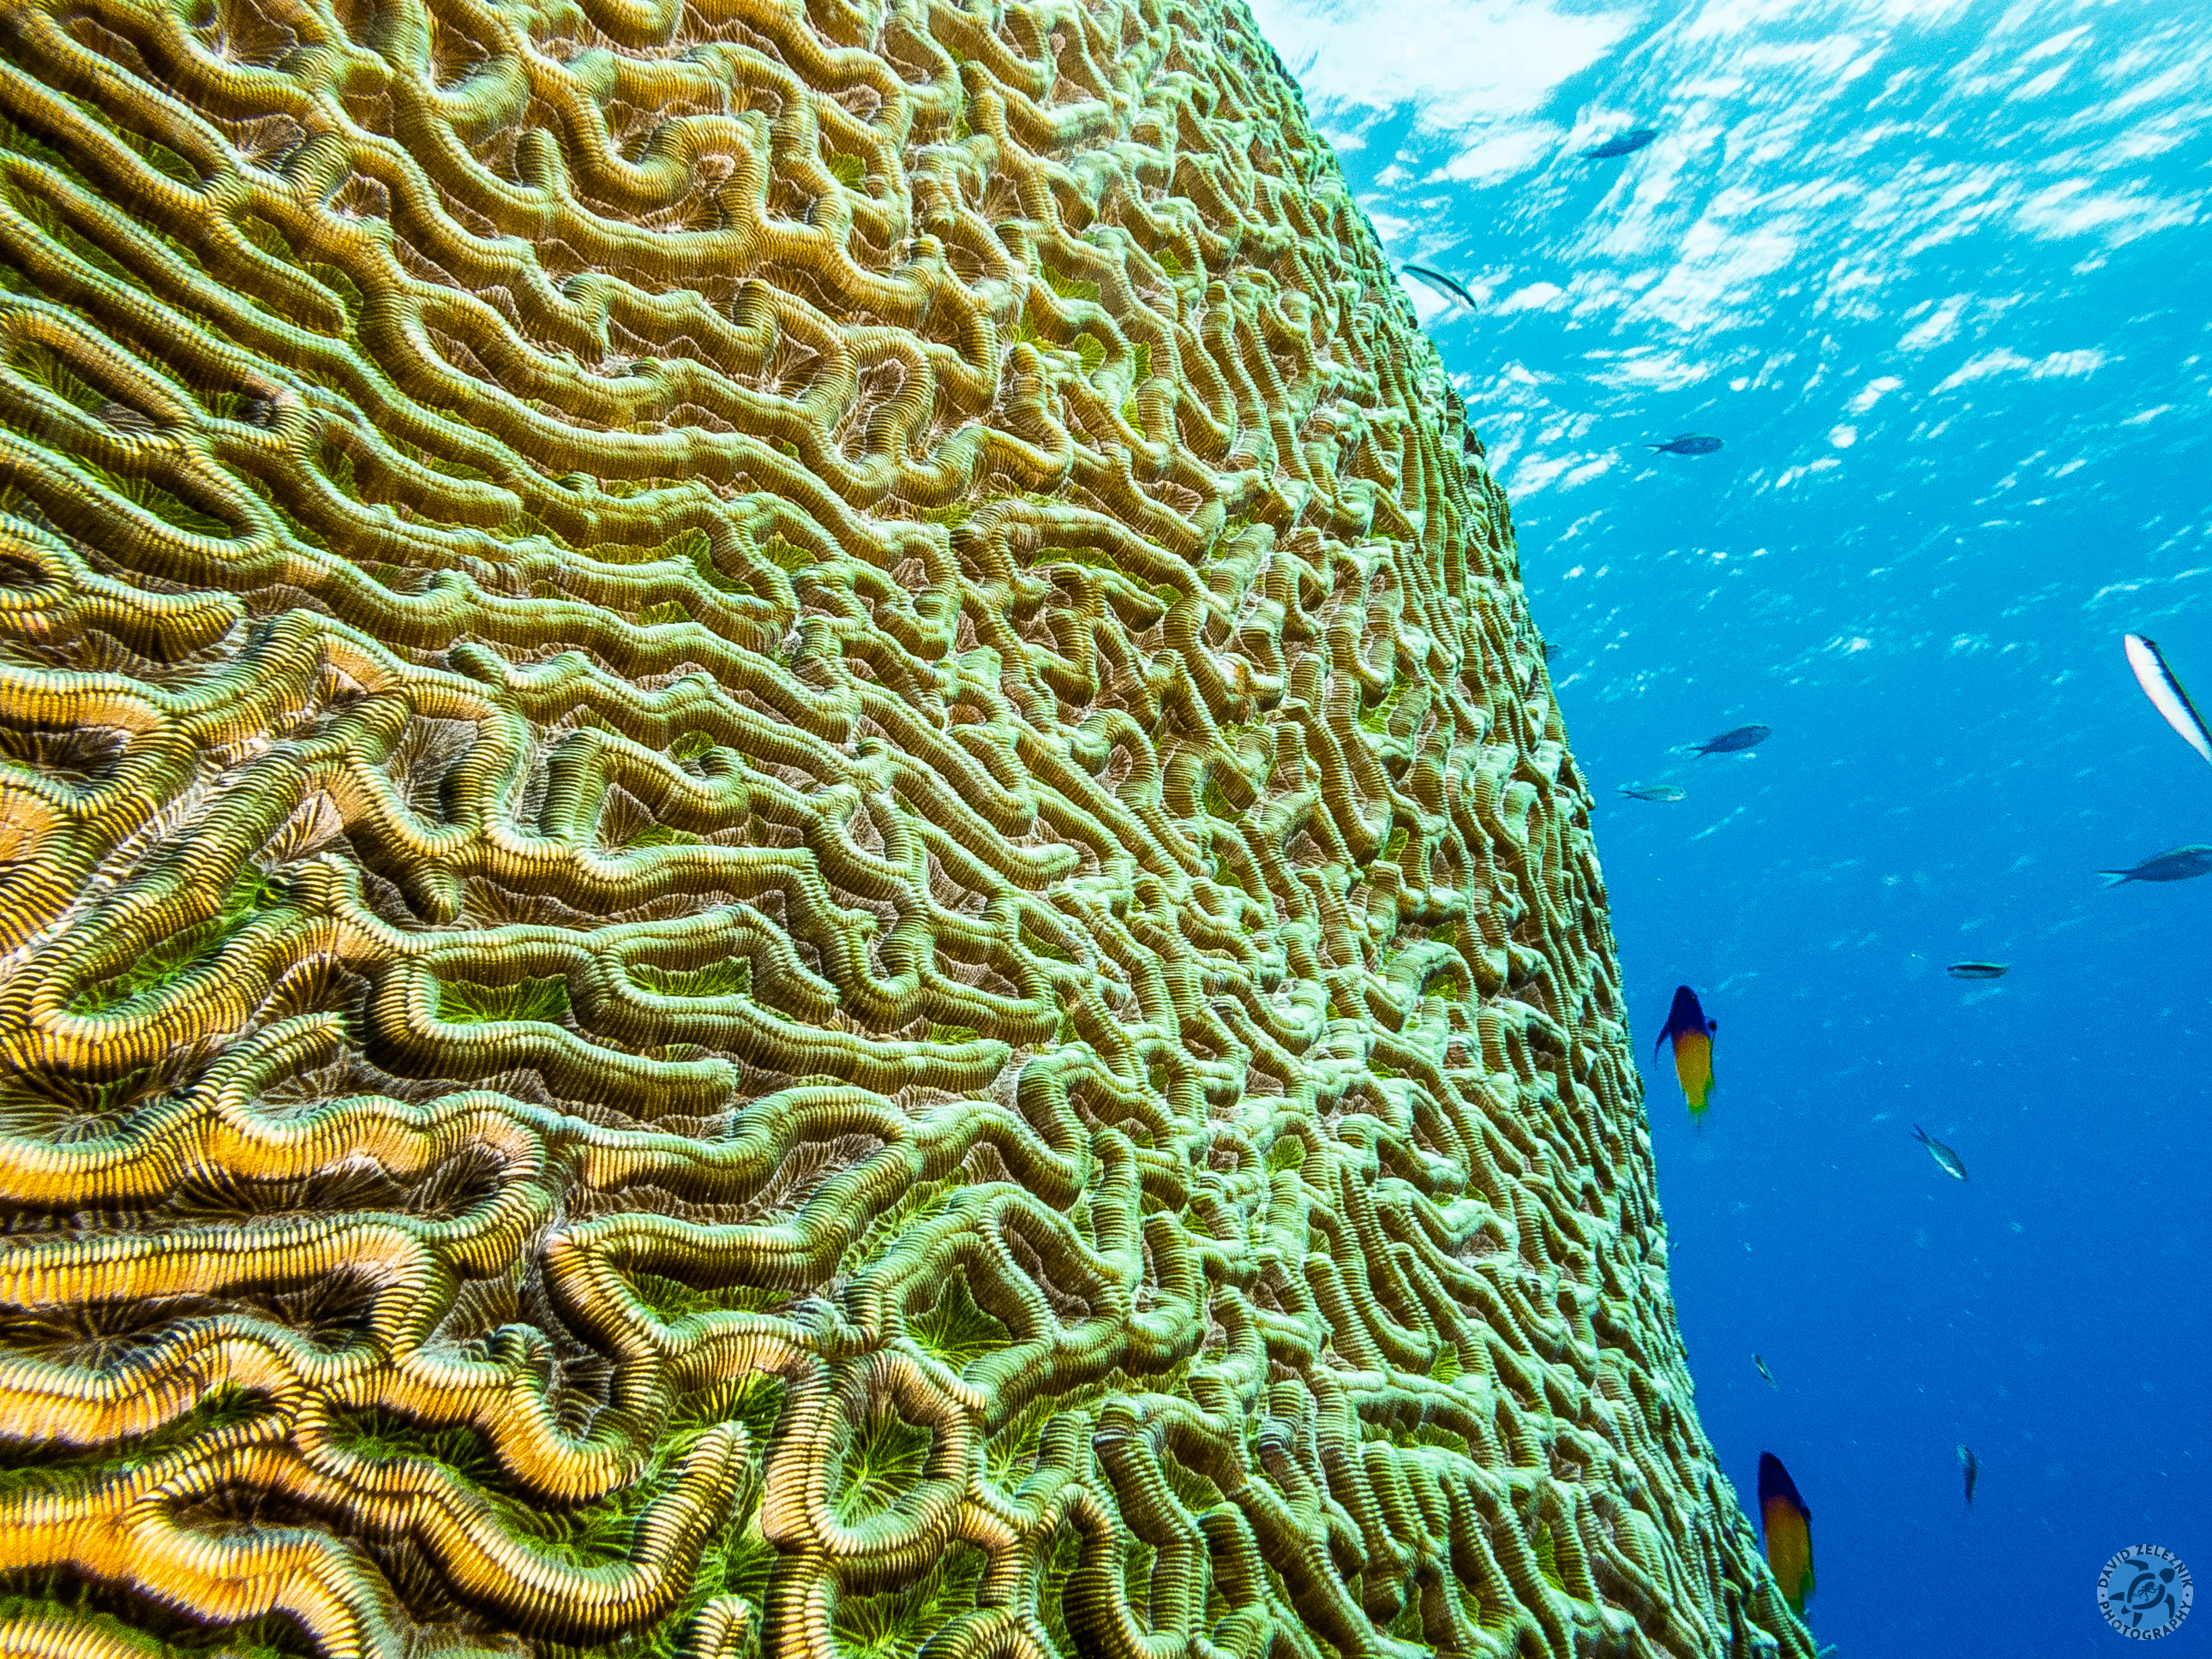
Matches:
[[0, 0, 1811, 1652]]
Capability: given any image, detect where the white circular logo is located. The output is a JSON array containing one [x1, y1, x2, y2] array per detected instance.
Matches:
[[2100, 1545, 2193, 1640]]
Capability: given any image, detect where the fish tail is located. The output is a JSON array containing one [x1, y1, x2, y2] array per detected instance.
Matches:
[[2097, 870, 2133, 886]]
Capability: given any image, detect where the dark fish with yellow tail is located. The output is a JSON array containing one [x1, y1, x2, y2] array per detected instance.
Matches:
[[1655, 985, 1717, 1120], [1958, 1444, 1979, 1510], [1914, 1124, 1968, 1182], [1758, 1452, 1815, 1614]]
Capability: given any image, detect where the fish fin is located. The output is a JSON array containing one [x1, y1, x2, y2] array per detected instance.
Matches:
[[1654, 1027, 1669, 1057], [2097, 870, 2132, 886]]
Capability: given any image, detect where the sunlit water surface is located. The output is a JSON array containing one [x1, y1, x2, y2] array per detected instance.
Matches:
[[1247, 0, 2212, 1651]]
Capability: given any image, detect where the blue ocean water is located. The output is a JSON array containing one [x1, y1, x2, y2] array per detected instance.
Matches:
[[1250, 0, 2211, 1652]]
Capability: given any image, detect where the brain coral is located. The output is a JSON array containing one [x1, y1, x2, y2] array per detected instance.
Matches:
[[0, 0, 1812, 1655]]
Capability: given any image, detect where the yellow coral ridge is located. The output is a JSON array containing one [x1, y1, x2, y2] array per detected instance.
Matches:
[[0, 0, 1810, 1655]]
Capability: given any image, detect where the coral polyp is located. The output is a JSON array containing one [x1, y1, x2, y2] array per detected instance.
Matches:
[[0, 0, 1808, 1653]]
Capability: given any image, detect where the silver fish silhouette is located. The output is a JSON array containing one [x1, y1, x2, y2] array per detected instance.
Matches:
[[1958, 1443, 1980, 1510], [2099, 845, 2212, 886], [1914, 1124, 1968, 1182], [1945, 961, 2009, 981], [1650, 433, 1723, 455], [1618, 783, 1686, 802], [1753, 1352, 1778, 1392], [1691, 724, 1771, 756], [1403, 263, 1478, 312], [2124, 634, 2212, 768], [1583, 128, 1658, 159]]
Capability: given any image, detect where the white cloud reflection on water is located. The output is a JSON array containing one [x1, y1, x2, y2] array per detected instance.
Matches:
[[1250, 0, 1638, 135], [1252, 0, 2210, 510]]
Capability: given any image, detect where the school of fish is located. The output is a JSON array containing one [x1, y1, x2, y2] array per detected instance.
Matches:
[[1418, 117, 2209, 1642], [1622, 632, 2212, 1639]]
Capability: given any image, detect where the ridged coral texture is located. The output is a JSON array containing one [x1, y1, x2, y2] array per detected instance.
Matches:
[[0, 0, 1807, 1655]]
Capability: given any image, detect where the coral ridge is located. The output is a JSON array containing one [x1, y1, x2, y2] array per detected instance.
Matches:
[[0, 0, 1808, 1655]]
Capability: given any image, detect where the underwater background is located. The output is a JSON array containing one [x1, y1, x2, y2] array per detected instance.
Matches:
[[1249, 0, 2212, 1652]]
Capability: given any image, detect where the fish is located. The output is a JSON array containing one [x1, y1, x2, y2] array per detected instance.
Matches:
[[1403, 263, 1479, 313], [1913, 1124, 1968, 1182], [1957, 1444, 1979, 1510], [1654, 985, 1717, 1120], [1650, 432, 1723, 455], [2099, 845, 2212, 885], [1583, 128, 1658, 159], [1757, 1452, 1815, 1614], [1945, 961, 2009, 980], [2123, 634, 2212, 768], [1618, 783, 1686, 802], [1753, 1352, 1778, 1391], [1690, 724, 1771, 756]]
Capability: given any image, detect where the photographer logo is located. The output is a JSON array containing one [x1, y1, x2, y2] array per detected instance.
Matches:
[[2099, 1546, 2193, 1641]]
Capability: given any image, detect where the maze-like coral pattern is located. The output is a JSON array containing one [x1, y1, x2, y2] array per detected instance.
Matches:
[[0, 0, 1812, 1654]]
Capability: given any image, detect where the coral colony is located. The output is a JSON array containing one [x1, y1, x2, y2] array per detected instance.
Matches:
[[0, 0, 1807, 1655]]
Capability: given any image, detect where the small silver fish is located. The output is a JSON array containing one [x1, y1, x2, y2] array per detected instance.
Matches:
[[1691, 724, 1771, 756], [2100, 845, 2212, 885], [1583, 128, 1658, 159], [1618, 783, 1686, 802], [1403, 263, 1479, 312], [1914, 1124, 1968, 1182], [1945, 961, 2009, 980], [1650, 433, 1723, 456], [2124, 634, 2212, 768], [1753, 1352, 1778, 1391], [1957, 1443, 1980, 1510]]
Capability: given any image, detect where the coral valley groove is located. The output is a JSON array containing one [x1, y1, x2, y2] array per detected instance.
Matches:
[[0, 0, 1807, 1654]]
